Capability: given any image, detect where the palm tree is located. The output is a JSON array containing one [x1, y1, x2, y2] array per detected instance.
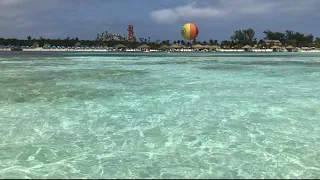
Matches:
[[221, 40, 229, 48], [101, 32, 105, 40], [258, 39, 265, 48]]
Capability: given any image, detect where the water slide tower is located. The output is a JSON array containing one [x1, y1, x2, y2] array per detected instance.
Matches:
[[127, 25, 134, 41]]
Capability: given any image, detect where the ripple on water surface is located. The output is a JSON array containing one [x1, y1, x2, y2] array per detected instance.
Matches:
[[0, 52, 320, 179]]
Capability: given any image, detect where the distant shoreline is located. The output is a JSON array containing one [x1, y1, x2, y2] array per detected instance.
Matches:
[[1, 47, 320, 53]]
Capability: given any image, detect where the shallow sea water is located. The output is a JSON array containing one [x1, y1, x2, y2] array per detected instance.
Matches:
[[0, 52, 319, 178]]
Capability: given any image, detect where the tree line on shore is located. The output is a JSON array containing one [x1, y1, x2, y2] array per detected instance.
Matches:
[[1, 28, 320, 49]]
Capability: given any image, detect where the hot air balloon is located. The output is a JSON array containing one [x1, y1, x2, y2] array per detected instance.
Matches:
[[181, 23, 198, 40]]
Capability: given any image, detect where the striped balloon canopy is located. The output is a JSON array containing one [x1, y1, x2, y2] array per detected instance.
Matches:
[[181, 23, 199, 40]]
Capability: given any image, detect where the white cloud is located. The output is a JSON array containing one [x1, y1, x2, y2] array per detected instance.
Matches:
[[150, 2, 226, 24], [150, 0, 320, 24]]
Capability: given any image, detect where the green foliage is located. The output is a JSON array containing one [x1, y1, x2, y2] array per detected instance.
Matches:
[[231, 28, 256, 46], [0, 28, 319, 49], [315, 38, 320, 48], [263, 30, 314, 47]]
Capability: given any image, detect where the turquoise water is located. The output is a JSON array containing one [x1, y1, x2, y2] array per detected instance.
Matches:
[[0, 52, 319, 178]]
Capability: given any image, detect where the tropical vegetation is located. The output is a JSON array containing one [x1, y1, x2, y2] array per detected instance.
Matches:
[[1, 28, 320, 49]]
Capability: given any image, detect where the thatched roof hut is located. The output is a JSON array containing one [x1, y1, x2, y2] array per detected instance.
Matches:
[[115, 44, 127, 49], [203, 45, 211, 49], [210, 45, 219, 49], [286, 45, 295, 52], [137, 44, 150, 49], [170, 44, 182, 49], [265, 40, 282, 46], [159, 45, 169, 50], [242, 45, 253, 49], [271, 45, 281, 52], [271, 45, 281, 49], [182, 45, 192, 49], [192, 44, 204, 49]]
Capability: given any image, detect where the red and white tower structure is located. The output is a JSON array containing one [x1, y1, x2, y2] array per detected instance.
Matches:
[[127, 25, 134, 41]]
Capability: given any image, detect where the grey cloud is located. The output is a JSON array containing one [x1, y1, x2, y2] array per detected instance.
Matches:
[[0, 0, 137, 39], [150, 0, 320, 24], [0, 0, 93, 38]]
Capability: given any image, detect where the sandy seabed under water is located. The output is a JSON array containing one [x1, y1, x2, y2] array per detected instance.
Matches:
[[0, 52, 319, 178]]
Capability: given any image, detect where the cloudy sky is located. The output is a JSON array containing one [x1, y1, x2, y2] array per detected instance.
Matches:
[[1, 0, 320, 41]]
